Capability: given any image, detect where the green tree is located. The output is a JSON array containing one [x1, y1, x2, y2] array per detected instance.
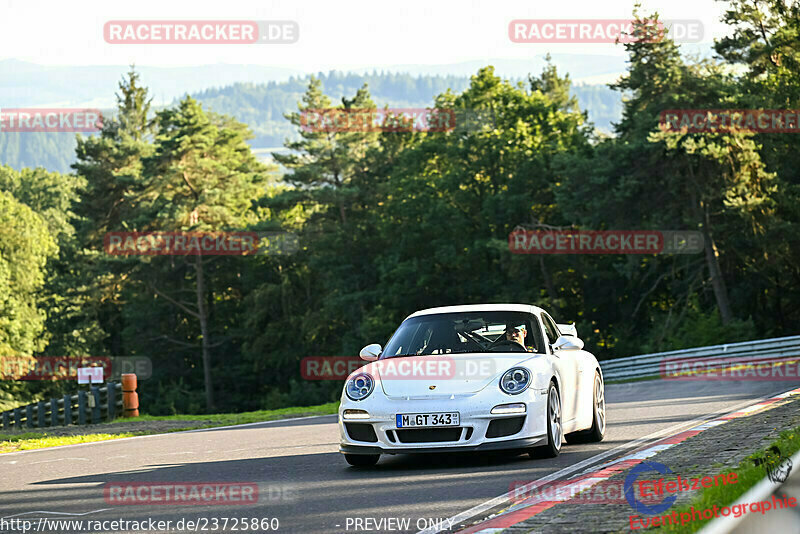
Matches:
[[139, 96, 272, 410], [553, 13, 780, 353], [0, 190, 57, 355], [0, 165, 93, 356], [353, 66, 591, 338], [714, 0, 800, 335], [72, 68, 156, 357], [272, 76, 379, 224]]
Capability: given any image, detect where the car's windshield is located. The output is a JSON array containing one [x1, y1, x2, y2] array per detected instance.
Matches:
[[380, 311, 543, 358]]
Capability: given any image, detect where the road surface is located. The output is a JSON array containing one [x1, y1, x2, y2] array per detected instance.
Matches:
[[2, 379, 799, 533]]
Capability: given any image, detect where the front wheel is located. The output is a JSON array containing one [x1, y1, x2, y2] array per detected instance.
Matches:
[[585, 371, 606, 441], [529, 381, 562, 458], [566, 371, 606, 444], [344, 454, 380, 467]]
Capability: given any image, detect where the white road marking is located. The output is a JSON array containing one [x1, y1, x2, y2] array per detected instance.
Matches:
[[25, 457, 89, 466]]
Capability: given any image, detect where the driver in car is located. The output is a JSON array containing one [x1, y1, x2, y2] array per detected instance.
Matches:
[[505, 324, 531, 351]]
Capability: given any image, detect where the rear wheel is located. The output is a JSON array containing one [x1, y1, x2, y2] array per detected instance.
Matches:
[[529, 382, 562, 458], [344, 454, 380, 467]]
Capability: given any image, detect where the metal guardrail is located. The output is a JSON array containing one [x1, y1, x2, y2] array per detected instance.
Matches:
[[600, 335, 800, 381], [1, 382, 122, 431]]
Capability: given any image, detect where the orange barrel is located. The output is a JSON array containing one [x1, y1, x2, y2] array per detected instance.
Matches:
[[121, 373, 139, 417]]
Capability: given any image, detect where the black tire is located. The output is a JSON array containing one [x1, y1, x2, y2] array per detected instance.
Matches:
[[529, 381, 562, 459], [344, 454, 380, 467], [566, 371, 606, 444]]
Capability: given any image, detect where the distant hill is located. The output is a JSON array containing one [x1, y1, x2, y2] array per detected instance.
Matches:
[[0, 63, 624, 173], [0, 59, 302, 108], [193, 72, 622, 151], [192, 71, 473, 150]]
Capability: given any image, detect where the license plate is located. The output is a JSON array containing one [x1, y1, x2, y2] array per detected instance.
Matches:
[[396, 412, 460, 428]]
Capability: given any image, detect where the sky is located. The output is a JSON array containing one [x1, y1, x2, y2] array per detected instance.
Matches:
[[1, 0, 731, 70]]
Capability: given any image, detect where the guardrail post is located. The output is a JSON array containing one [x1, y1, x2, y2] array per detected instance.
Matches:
[[91, 386, 101, 423], [2, 411, 9, 430], [107, 383, 116, 421], [26, 405, 33, 428], [37, 401, 45, 427], [78, 391, 87, 425], [122, 374, 139, 418], [14, 407, 21, 428], [63, 395, 72, 425], [51, 398, 58, 426]]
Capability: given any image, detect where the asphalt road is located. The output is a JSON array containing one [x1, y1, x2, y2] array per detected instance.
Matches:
[[2, 379, 799, 534]]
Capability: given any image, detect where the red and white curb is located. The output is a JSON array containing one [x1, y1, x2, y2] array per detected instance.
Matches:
[[454, 386, 800, 534]]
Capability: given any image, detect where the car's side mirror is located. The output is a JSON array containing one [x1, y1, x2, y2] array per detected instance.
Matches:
[[553, 335, 584, 351], [359, 343, 382, 361], [557, 323, 578, 338]]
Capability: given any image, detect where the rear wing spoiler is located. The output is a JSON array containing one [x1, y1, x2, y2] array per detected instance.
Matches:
[[557, 323, 578, 337]]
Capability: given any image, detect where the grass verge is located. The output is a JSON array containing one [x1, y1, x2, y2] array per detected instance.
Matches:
[[654, 423, 800, 532], [0, 401, 339, 454], [132, 401, 339, 425], [0, 432, 143, 453]]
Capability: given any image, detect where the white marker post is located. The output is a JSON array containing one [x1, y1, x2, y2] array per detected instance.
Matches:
[[77, 367, 104, 415]]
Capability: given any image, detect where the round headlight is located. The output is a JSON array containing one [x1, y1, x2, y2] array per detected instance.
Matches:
[[345, 373, 375, 401], [500, 367, 531, 395]]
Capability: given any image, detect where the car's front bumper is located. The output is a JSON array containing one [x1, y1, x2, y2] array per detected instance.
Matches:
[[340, 436, 545, 455], [338, 386, 549, 455]]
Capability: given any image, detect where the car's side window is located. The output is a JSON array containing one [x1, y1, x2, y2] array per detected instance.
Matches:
[[540, 313, 560, 346], [527, 315, 545, 353], [543, 313, 561, 340]]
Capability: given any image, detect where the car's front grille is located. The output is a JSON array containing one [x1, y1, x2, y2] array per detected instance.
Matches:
[[485, 416, 526, 438], [345, 423, 378, 442], [395, 427, 463, 443]]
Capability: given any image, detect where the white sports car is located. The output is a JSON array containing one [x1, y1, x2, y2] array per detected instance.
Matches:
[[338, 304, 606, 466]]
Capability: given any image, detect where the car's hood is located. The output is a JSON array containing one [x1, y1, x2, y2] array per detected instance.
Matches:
[[366, 353, 541, 397]]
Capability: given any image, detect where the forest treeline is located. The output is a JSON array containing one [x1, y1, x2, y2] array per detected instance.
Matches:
[[0, 71, 621, 173], [1, 7, 798, 414]]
